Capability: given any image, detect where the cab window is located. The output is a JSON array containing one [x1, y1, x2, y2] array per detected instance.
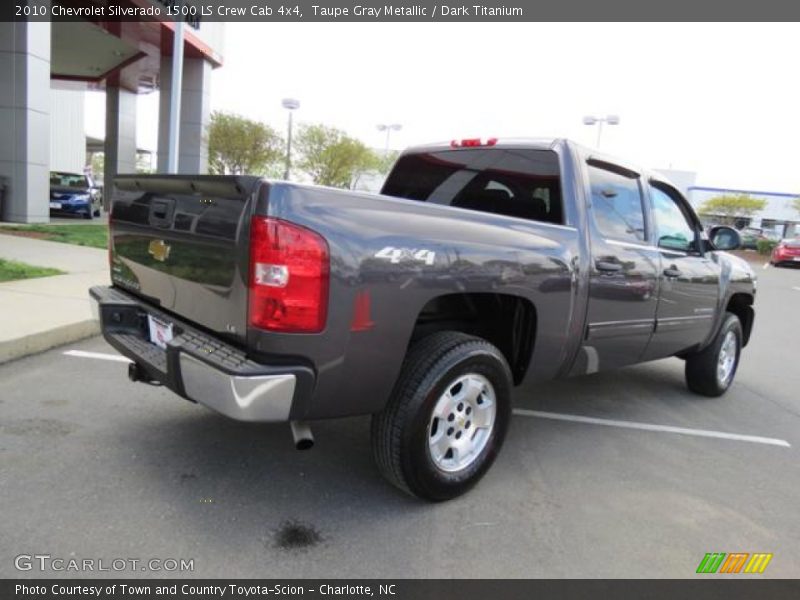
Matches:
[[587, 164, 646, 242]]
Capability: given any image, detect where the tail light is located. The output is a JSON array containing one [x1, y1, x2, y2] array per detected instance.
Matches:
[[248, 216, 329, 333]]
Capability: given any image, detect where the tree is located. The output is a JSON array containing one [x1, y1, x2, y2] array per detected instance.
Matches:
[[697, 194, 767, 222], [208, 111, 284, 176], [374, 150, 400, 176], [89, 153, 104, 180], [136, 152, 154, 174], [294, 124, 380, 188]]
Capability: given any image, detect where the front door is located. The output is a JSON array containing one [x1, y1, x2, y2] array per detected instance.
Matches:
[[642, 181, 720, 360]]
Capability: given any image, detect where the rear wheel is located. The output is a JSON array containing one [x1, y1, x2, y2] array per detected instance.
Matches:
[[371, 332, 512, 501], [685, 312, 742, 397]]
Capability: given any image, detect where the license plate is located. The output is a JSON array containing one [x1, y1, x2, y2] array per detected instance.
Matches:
[[147, 315, 174, 349], [49, 202, 62, 209]]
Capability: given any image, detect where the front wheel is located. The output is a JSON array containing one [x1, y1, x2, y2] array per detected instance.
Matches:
[[371, 332, 512, 501], [685, 312, 743, 397]]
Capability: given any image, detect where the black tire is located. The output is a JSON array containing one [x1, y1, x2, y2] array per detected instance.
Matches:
[[685, 312, 743, 397], [83, 211, 93, 220], [371, 331, 513, 501]]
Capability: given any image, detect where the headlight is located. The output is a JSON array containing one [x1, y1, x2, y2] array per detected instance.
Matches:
[[70, 193, 91, 202]]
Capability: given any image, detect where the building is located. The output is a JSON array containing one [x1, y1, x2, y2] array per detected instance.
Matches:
[[657, 170, 799, 239], [686, 186, 799, 239], [1, 5, 223, 223]]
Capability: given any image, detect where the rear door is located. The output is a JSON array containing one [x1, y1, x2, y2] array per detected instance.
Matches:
[[641, 180, 719, 359], [584, 161, 660, 371]]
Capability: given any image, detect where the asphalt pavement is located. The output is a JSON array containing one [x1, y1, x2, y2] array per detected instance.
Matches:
[[1, 262, 798, 578]]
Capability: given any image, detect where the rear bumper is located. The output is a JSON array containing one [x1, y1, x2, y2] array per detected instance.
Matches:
[[89, 285, 314, 422], [772, 255, 800, 265]]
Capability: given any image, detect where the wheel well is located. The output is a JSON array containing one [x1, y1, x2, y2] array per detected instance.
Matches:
[[409, 293, 536, 385], [727, 293, 754, 346]]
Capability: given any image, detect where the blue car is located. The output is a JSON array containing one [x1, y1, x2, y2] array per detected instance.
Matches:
[[49, 171, 102, 219]]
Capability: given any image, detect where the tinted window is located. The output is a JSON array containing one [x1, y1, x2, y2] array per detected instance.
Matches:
[[650, 184, 696, 252], [50, 172, 89, 189], [381, 149, 563, 224], [588, 165, 645, 242]]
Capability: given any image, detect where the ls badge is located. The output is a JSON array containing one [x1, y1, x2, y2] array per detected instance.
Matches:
[[148, 239, 171, 262]]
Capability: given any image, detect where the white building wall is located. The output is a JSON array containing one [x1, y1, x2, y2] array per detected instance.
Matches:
[[655, 169, 697, 198], [49, 88, 85, 174]]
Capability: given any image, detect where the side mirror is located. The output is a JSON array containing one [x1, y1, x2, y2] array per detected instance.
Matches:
[[709, 226, 741, 251]]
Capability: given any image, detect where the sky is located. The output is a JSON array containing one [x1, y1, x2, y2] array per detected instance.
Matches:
[[87, 22, 800, 192]]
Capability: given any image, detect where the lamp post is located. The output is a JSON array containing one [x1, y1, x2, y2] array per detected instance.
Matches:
[[582, 114, 620, 149], [282, 98, 300, 180], [377, 123, 402, 155]]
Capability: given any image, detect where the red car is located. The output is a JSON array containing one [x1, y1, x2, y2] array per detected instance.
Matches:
[[771, 238, 800, 267]]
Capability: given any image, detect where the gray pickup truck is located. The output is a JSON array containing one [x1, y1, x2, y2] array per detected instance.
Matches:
[[90, 138, 756, 501]]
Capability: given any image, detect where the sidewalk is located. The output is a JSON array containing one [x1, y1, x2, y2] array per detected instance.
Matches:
[[0, 234, 109, 363]]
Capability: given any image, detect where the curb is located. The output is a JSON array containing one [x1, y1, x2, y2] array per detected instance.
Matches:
[[0, 319, 100, 365]]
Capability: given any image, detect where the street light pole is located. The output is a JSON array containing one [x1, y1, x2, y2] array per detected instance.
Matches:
[[582, 114, 620, 149], [282, 98, 300, 180], [377, 123, 402, 155]]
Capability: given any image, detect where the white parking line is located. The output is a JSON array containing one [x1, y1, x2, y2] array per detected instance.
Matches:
[[513, 409, 791, 448], [63, 350, 131, 363], [763, 262, 771, 269], [792, 287, 800, 292]]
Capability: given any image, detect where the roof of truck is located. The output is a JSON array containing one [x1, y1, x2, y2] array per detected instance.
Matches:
[[399, 138, 689, 194], [402, 137, 563, 154]]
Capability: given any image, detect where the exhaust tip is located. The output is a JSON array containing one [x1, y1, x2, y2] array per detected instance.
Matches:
[[290, 421, 314, 451], [295, 438, 314, 451]]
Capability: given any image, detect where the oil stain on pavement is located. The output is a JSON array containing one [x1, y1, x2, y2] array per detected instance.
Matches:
[[274, 520, 323, 551]]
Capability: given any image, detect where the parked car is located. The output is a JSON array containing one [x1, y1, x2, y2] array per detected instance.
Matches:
[[49, 171, 102, 219], [770, 238, 800, 267], [90, 138, 756, 501], [739, 227, 766, 250]]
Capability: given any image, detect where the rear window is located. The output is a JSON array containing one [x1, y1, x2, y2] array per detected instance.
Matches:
[[50, 172, 88, 189], [381, 148, 563, 225]]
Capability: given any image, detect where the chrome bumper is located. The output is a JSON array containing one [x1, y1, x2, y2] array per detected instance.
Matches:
[[179, 354, 296, 422]]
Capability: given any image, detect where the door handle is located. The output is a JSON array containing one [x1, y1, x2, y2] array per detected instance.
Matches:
[[663, 267, 682, 278], [596, 260, 623, 273]]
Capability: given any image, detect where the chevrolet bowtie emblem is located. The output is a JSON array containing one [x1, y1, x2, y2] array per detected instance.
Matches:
[[148, 239, 171, 262]]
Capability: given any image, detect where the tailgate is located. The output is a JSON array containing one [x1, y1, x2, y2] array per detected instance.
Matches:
[[109, 175, 262, 345]]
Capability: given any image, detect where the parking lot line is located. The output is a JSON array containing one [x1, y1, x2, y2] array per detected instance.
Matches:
[[513, 409, 791, 448], [792, 287, 800, 292], [63, 350, 131, 363]]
